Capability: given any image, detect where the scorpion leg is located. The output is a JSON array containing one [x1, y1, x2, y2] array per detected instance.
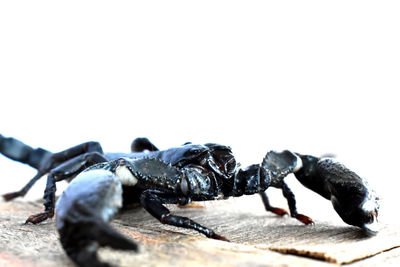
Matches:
[[3, 141, 104, 201], [281, 182, 314, 225], [259, 192, 289, 216], [261, 150, 312, 224], [26, 152, 108, 224], [40, 141, 104, 170], [1, 134, 52, 200], [140, 190, 229, 241], [131, 137, 159, 152], [3, 171, 46, 201], [177, 202, 205, 209], [57, 169, 137, 267]]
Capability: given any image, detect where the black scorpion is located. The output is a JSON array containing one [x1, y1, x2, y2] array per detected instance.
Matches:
[[0, 134, 379, 267]]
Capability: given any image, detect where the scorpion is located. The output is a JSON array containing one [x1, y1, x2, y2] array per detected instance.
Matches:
[[0, 134, 379, 267]]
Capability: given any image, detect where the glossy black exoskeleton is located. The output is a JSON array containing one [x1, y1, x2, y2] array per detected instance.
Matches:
[[0, 134, 379, 267]]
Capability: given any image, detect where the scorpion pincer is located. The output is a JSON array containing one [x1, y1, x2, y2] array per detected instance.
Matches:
[[264, 151, 380, 234], [0, 135, 379, 267]]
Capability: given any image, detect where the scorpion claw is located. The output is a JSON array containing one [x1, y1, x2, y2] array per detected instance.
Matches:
[[262, 150, 302, 179], [262, 151, 379, 232], [295, 156, 380, 232], [59, 220, 138, 267], [56, 168, 138, 266], [25, 210, 54, 224], [1, 134, 381, 261]]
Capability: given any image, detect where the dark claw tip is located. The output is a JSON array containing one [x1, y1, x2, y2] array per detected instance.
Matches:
[[177, 203, 205, 209], [296, 214, 314, 225], [271, 208, 289, 217], [3, 192, 22, 201], [25, 211, 54, 224], [210, 233, 230, 242]]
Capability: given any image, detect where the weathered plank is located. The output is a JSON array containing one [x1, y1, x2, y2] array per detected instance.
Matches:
[[0, 194, 398, 266], [114, 195, 399, 265]]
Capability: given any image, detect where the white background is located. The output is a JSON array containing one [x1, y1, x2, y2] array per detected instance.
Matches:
[[1, 1, 399, 223]]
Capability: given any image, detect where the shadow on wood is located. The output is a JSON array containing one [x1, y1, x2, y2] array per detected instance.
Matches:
[[1, 195, 399, 266]]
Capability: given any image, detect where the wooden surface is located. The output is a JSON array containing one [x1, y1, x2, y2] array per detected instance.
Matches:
[[1, 196, 399, 267]]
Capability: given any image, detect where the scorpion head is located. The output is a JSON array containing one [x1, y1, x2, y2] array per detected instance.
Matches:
[[204, 143, 237, 179], [175, 143, 237, 199], [296, 155, 380, 234], [173, 143, 237, 180]]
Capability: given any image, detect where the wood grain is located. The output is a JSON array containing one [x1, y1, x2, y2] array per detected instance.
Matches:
[[0, 195, 399, 266]]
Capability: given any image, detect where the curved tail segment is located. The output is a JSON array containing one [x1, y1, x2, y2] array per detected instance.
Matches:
[[56, 168, 138, 267]]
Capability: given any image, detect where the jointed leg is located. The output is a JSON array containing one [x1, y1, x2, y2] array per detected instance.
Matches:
[[259, 192, 289, 216], [260, 183, 313, 225], [3, 171, 46, 201], [281, 182, 313, 225], [1, 135, 53, 200], [140, 190, 228, 241], [177, 202, 205, 209], [26, 152, 108, 224], [3, 141, 104, 201], [39, 141, 104, 171]]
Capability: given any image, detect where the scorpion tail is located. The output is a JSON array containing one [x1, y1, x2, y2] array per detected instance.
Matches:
[[0, 134, 52, 169], [56, 169, 138, 266]]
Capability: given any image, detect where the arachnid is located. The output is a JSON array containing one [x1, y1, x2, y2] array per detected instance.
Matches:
[[0, 134, 379, 267]]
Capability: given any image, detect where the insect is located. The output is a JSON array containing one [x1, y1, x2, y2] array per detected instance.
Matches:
[[0, 134, 379, 267]]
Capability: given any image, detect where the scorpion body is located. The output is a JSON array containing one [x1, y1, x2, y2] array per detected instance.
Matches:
[[0, 134, 379, 267]]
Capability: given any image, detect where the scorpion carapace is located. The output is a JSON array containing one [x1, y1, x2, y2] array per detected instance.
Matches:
[[0, 134, 379, 267]]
